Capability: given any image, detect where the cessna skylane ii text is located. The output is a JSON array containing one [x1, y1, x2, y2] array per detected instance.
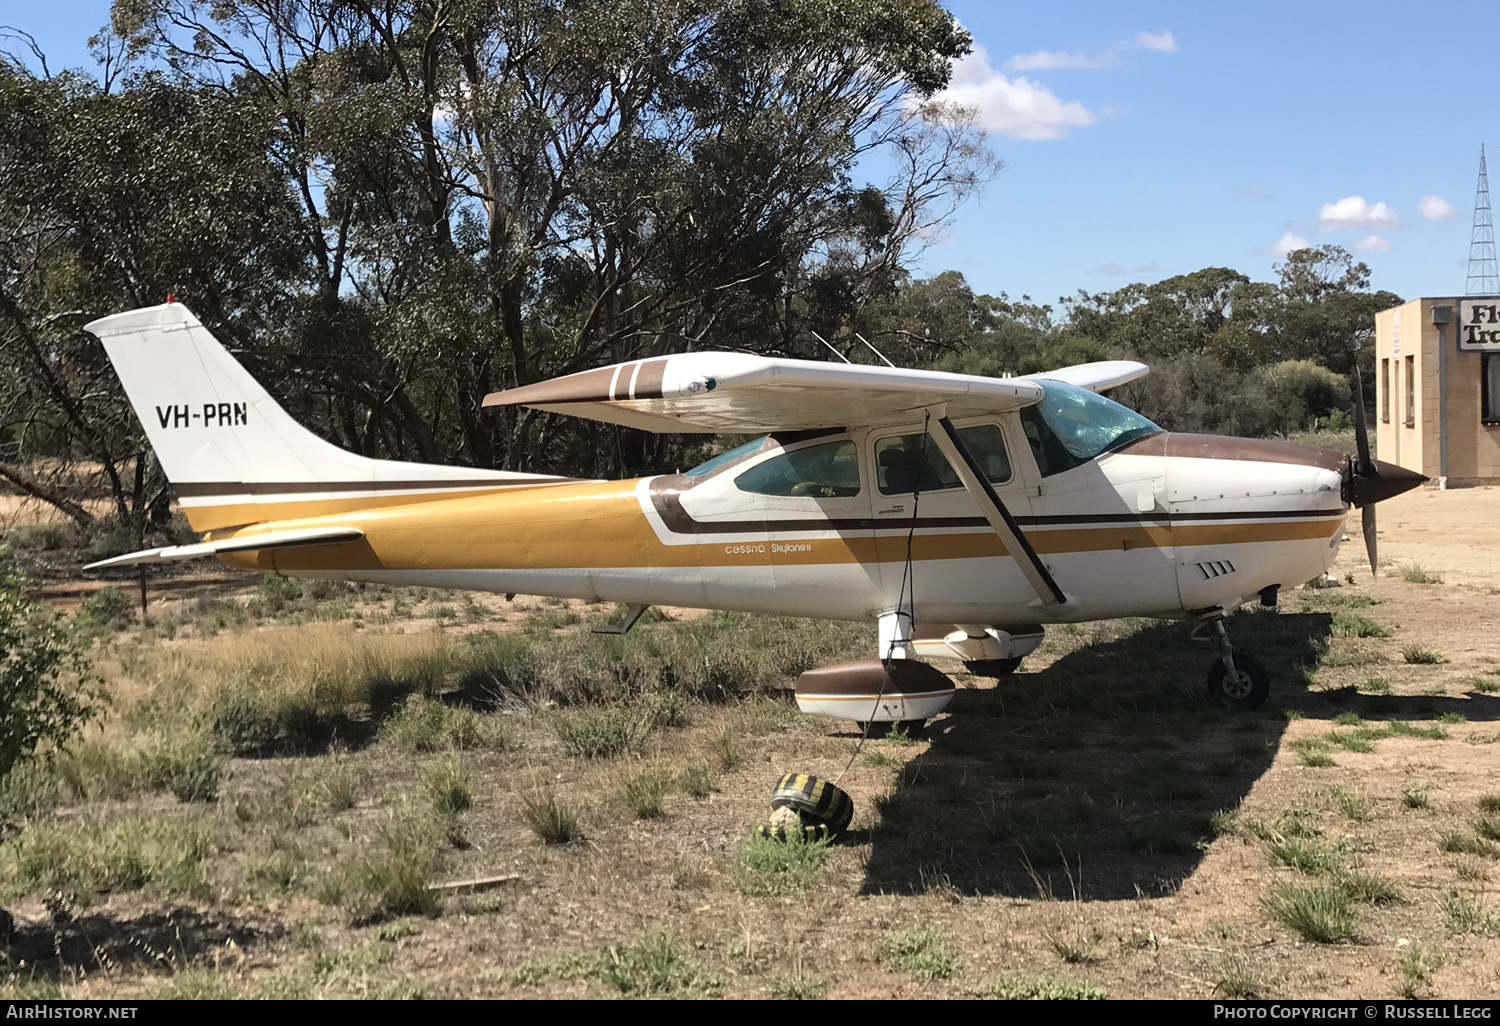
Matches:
[[84, 304, 1423, 726]]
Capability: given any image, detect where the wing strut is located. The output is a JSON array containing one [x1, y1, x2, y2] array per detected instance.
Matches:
[[926, 416, 1066, 606]]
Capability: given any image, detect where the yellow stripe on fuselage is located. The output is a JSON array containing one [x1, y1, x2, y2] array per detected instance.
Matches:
[[215, 476, 1343, 574]]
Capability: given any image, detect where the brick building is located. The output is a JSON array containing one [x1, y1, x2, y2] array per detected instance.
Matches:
[[1373, 297, 1500, 487]]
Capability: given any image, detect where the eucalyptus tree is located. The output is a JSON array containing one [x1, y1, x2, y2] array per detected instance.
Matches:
[[104, 0, 988, 476]]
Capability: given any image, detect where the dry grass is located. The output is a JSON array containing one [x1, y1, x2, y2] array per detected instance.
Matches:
[[1, 531, 1498, 997]]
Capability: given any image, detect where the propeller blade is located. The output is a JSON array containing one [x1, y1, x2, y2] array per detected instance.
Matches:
[[1362, 502, 1377, 576], [1351, 362, 1373, 476]]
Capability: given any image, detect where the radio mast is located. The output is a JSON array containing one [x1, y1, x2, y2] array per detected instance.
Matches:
[[1467, 144, 1499, 295]]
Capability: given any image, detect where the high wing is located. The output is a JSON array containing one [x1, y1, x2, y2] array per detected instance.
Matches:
[[483, 353, 1045, 433], [1023, 360, 1148, 393], [83, 526, 364, 570]]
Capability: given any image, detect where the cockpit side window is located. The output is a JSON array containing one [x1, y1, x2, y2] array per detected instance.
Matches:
[[1020, 381, 1162, 477], [873, 424, 1011, 495], [734, 440, 861, 497]]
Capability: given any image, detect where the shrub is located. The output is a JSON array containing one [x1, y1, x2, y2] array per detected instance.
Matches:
[[0, 818, 211, 905], [1257, 360, 1351, 432], [0, 573, 105, 788], [381, 697, 511, 754], [79, 586, 138, 631]]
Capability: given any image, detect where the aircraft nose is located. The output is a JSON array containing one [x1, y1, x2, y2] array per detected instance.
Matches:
[[1346, 458, 1428, 508]]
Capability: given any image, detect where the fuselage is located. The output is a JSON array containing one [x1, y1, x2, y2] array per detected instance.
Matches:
[[216, 416, 1350, 627]]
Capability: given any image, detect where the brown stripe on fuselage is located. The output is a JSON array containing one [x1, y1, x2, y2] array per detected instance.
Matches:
[[176, 479, 586, 533], [175, 477, 575, 497], [214, 473, 1344, 576]]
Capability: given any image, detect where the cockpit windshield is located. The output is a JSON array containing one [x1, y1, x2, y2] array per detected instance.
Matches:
[[683, 437, 767, 478], [1019, 381, 1161, 477]]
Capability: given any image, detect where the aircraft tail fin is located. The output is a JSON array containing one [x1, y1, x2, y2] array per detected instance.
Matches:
[[86, 303, 571, 531]]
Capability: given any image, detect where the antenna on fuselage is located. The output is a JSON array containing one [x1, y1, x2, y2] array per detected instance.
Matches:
[[810, 331, 852, 363], [853, 332, 898, 368]]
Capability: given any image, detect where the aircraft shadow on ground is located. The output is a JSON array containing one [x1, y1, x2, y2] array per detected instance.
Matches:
[[5, 908, 276, 982], [860, 610, 1339, 901]]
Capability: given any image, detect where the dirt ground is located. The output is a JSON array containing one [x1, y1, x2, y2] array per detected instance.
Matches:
[[3, 485, 1500, 1000]]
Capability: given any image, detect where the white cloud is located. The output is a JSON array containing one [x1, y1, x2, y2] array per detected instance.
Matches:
[[938, 45, 1096, 140], [1418, 194, 1457, 220], [1318, 196, 1403, 232], [1007, 49, 1114, 71], [1353, 234, 1393, 253], [1006, 29, 1178, 72], [1271, 232, 1310, 258]]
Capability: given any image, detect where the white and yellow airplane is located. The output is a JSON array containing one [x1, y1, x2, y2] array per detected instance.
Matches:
[[83, 303, 1423, 727]]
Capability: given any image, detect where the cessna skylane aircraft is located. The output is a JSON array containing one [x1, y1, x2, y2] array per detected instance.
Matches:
[[84, 303, 1424, 728]]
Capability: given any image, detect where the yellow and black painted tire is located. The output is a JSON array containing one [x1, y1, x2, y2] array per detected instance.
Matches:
[[767, 773, 854, 836]]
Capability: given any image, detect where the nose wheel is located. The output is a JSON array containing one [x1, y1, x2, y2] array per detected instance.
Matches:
[[1200, 617, 1270, 711], [1207, 652, 1269, 710]]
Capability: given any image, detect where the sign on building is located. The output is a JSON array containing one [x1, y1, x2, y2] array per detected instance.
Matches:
[[1457, 296, 1500, 351]]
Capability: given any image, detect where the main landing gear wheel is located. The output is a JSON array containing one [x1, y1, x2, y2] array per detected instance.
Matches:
[[1207, 652, 1269, 711], [964, 657, 1023, 678]]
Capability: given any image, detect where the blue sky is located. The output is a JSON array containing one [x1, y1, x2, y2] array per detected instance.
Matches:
[[5, 1, 1495, 307]]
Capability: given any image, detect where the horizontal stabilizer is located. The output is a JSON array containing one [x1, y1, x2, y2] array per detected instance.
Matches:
[[84, 526, 364, 570]]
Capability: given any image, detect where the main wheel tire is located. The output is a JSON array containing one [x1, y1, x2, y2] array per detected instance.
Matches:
[[1207, 652, 1270, 711], [965, 657, 1023, 678]]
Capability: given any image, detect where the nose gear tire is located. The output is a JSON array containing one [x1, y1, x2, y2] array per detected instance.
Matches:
[[1207, 653, 1269, 711]]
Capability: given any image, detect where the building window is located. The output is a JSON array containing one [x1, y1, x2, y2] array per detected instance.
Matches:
[[1484, 353, 1500, 426], [1405, 355, 1415, 427], [1381, 359, 1390, 423]]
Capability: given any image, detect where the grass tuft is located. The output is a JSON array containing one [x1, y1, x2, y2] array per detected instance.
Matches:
[[879, 928, 961, 980], [1396, 943, 1442, 999], [622, 767, 667, 820], [1262, 882, 1356, 943], [1441, 892, 1500, 936], [1212, 957, 1263, 999], [423, 759, 474, 816], [356, 814, 444, 919], [979, 974, 1105, 1000], [736, 833, 829, 897], [520, 790, 583, 845], [1402, 645, 1447, 665], [1439, 831, 1498, 858]]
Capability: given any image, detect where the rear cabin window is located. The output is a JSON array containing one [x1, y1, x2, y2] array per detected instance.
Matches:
[[734, 440, 861, 497], [873, 424, 1012, 495], [1019, 381, 1161, 477]]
